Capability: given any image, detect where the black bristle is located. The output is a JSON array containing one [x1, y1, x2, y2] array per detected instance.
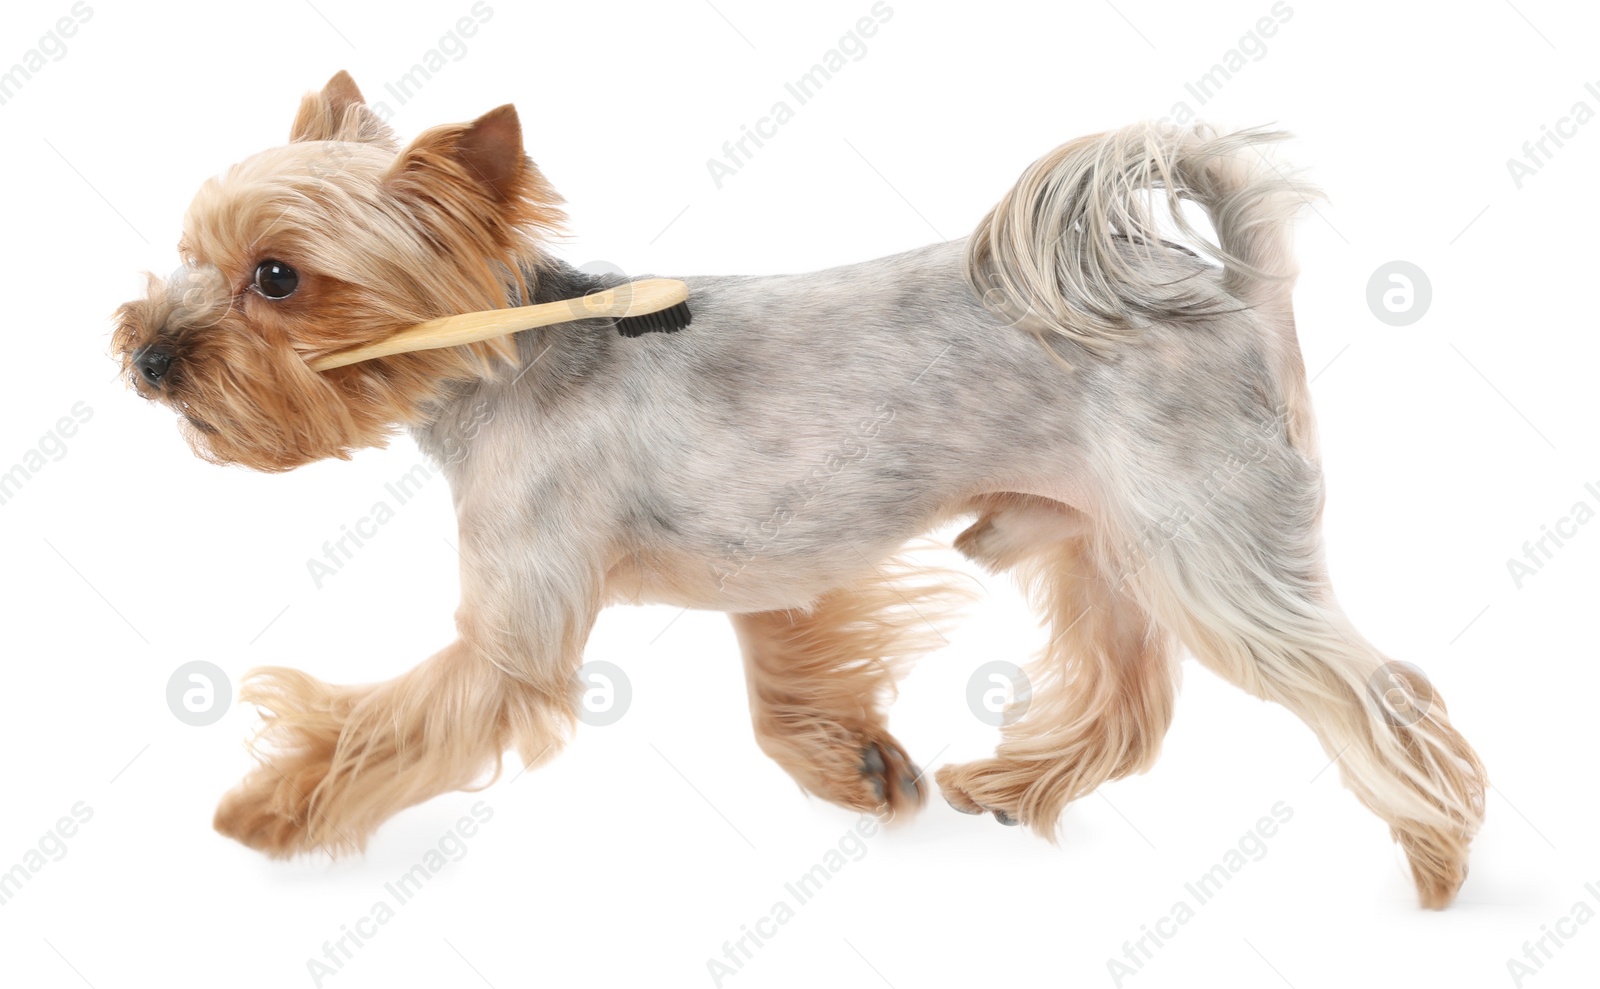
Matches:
[[615, 300, 692, 338]]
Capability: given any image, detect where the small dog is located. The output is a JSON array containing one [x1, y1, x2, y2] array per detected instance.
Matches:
[[113, 72, 1485, 908]]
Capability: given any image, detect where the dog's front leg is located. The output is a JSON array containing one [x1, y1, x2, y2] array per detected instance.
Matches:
[[214, 524, 601, 858]]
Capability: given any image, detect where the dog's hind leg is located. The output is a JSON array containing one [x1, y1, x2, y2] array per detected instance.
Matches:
[[731, 561, 968, 818], [1104, 431, 1487, 908], [938, 497, 1180, 828]]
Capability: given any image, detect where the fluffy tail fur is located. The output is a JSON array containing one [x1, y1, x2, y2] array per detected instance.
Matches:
[[964, 122, 1317, 351]]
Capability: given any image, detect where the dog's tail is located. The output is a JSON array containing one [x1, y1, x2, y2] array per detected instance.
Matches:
[[964, 122, 1317, 352]]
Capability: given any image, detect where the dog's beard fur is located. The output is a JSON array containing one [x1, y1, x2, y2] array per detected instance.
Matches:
[[111, 74, 563, 471], [111, 72, 1487, 911]]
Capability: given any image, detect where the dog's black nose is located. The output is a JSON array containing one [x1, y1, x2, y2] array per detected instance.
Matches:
[[133, 345, 173, 388]]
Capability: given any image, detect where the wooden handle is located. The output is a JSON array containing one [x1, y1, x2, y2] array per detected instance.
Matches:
[[309, 278, 689, 371]]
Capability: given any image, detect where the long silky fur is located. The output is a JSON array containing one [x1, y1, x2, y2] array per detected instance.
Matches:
[[964, 122, 1318, 350], [114, 75, 1486, 909]]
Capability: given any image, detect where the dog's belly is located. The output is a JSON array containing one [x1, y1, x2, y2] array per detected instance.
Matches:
[[605, 549, 850, 613], [606, 533, 934, 614], [604, 478, 1095, 615]]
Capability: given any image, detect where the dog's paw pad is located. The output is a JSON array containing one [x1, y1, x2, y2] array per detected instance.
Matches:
[[860, 744, 887, 801], [858, 739, 924, 813]]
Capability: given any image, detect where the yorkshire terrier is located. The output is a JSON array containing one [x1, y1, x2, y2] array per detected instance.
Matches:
[[113, 71, 1485, 908]]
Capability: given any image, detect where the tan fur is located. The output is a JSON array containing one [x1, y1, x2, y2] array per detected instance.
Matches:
[[942, 502, 1178, 829], [732, 556, 972, 817], [215, 583, 596, 856], [940, 495, 1484, 908], [111, 77, 564, 472], [112, 73, 1486, 909]]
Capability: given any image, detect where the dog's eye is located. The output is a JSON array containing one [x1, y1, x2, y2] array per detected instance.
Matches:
[[254, 260, 299, 299]]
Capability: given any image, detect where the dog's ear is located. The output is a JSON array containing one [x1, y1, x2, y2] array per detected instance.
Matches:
[[385, 104, 566, 247], [386, 104, 530, 204], [290, 70, 397, 148]]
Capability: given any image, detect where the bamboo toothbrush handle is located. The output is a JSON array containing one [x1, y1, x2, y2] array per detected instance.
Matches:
[[310, 278, 689, 371]]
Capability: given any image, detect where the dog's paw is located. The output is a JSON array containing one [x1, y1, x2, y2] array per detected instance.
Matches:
[[760, 720, 927, 818], [1395, 823, 1472, 910], [214, 770, 323, 858], [858, 739, 926, 814], [936, 759, 1028, 828], [214, 771, 369, 858], [213, 746, 353, 857], [213, 666, 363, 857]]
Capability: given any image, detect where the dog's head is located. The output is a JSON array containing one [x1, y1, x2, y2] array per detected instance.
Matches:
[[111, 71, 564, 472]]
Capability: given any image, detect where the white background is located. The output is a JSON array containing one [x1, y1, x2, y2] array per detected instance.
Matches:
[[2, 1, 1598, 987]]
